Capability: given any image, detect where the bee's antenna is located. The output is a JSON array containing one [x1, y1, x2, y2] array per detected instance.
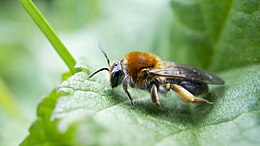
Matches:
[[98, 41, 111, 67], [89, 41, 111, 78], [89, 67, 109, 78]]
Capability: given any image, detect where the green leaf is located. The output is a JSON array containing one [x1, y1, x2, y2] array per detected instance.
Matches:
[[21, 90, 75, 145], [168, 0, 260, 71], [21, 64, 260, 145]]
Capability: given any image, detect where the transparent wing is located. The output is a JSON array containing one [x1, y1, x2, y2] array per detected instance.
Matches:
[[149, 61, 224, 85]]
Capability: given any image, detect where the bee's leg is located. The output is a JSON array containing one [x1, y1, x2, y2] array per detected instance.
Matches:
[[150, 85, 161, 107], [172, 84, 213, 104], [122, 76, 134, 106]]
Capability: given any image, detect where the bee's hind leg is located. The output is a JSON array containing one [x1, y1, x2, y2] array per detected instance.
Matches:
[[172, 84, 213, 104], [150, 85, 161, 107]]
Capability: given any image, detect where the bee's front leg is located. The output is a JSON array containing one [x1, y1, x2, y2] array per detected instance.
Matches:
[[122, 76, 134, 106], [150, 85, 161, 107], [172, 84, 213, 104]]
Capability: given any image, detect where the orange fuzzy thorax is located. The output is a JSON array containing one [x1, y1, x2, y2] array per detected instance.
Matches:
[[124, 51, 162, 84]]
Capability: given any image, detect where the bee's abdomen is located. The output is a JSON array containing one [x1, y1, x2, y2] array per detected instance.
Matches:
[[166, 79, 208, 95]]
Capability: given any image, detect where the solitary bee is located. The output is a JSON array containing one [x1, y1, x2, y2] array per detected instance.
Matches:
[[89, 44, 224, 107]]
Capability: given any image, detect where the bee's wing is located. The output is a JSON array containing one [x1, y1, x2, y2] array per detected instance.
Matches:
[[149, 61, 224, 85]]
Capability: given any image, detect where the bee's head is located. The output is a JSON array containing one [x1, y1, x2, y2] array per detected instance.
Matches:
[[110, 59, 124, 88], [89, 42, 123, 88]]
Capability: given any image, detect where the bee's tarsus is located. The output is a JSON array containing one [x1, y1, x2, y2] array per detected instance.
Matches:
[[192, 97, 213, 104], [154, 102, 161, 108], [194, 99, 213, 104], [130, 101, 135, 106]]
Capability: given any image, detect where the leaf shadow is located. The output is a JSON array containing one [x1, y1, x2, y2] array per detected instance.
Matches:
[[205, 85, 225, 103], [101, 85, 225, 127], [130, 86, 225, 126]]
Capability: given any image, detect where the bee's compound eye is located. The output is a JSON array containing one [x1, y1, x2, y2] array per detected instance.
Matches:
[[114, 70, 119, 75], [110, 70, 123, 88]]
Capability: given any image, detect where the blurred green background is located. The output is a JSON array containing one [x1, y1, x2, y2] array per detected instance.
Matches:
[[1, 0, 259, 145], [0, 0, 68, 145]]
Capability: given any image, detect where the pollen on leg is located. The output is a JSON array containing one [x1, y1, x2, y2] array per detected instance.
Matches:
[[172, 84, 213, 104]]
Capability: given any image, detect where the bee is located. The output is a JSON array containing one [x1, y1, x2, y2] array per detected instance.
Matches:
[[89, 44, 224, 107]]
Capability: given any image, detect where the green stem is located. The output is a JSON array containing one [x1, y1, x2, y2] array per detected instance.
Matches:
[[20, 0, 77, 74]]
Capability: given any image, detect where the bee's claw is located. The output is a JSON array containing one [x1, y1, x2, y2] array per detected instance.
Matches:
[[154, 104, 168, 112], [193, 98, 213, 105], [154, 102, 161, 107], [130, 101, 135, 106]]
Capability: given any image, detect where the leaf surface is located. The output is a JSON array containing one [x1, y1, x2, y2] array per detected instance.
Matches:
[[22, 64, 260, 146]]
